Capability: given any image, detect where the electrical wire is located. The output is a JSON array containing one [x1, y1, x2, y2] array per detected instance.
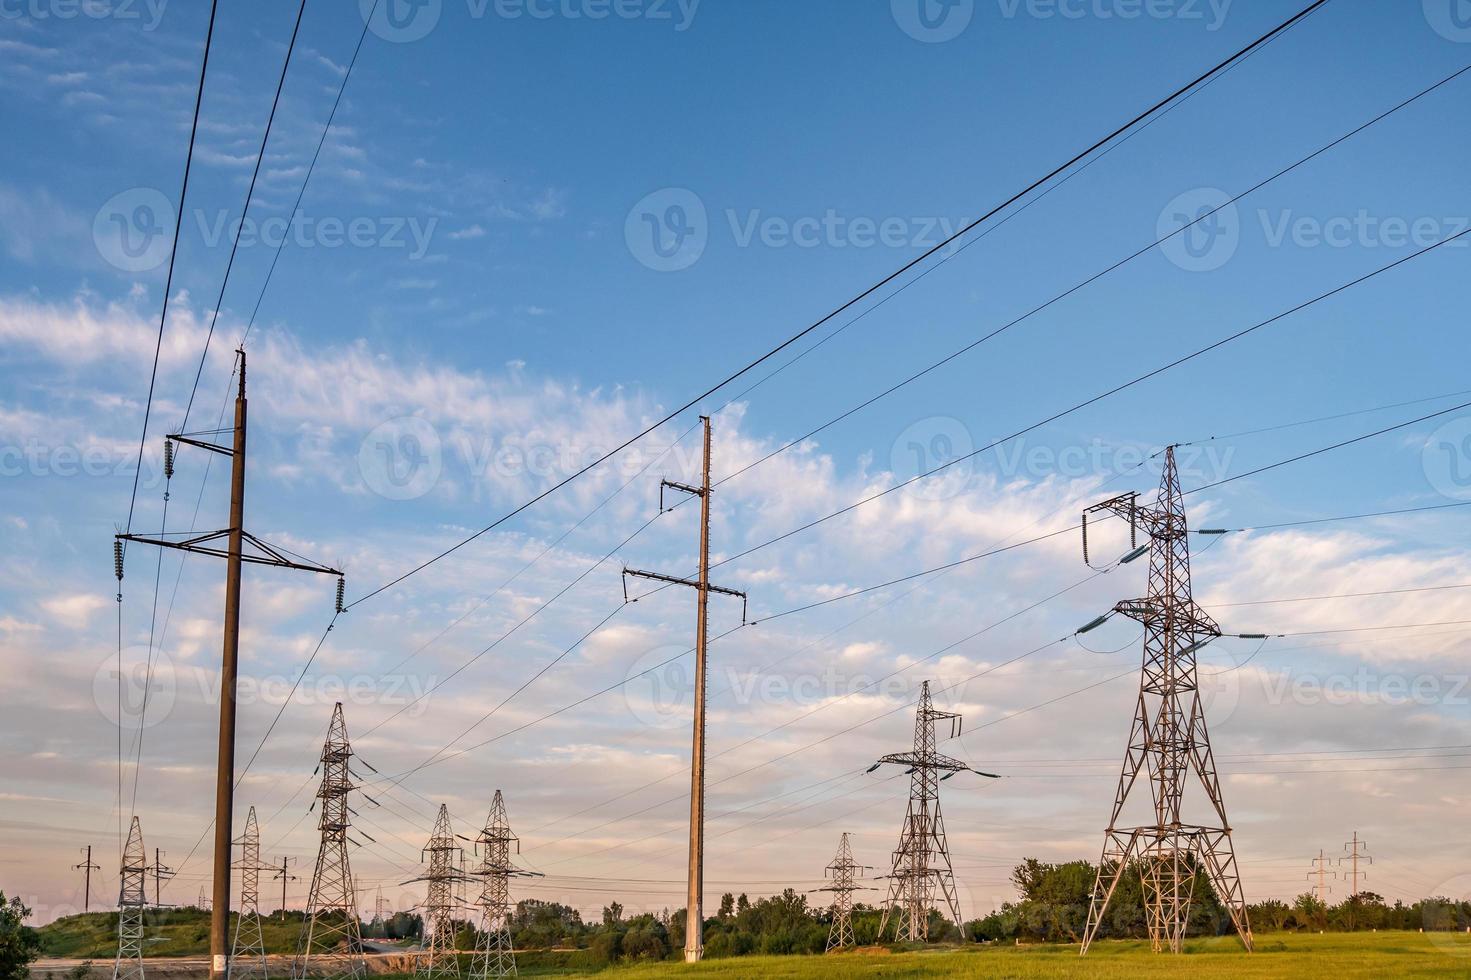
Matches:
[[345, 0, 1335, 611]]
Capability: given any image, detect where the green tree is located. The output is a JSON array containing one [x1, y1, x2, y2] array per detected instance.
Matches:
[[0, 894, 42, 980]]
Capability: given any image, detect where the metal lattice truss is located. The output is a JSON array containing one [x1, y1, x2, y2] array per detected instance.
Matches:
[[468, 791, 541, 980], [113, 817, 148, 980], [230, 807, 270, 980], [1079, 446, 1252, 955], [812, 833, 871, 951], [875, 681, 966, 943], [294, 704, 366, 980], [403, 805, 466, 980]]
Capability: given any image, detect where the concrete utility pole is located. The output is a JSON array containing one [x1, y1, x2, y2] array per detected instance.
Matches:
[[75, 846, 101, 913], [621, 416, 748, 964], [1308, 850, 1336, 903], [153, 849, 174, 908], [271, 857, 297, 917], [117, 352, 343, 980], [1339, 833, 1373, 930]]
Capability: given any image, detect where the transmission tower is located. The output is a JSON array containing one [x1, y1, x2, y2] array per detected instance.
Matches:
[[467, 791, 541, 980], [621, 415, 747, 963], [373, 887, 390, 928], [871, 680, 996, 942], [230, 807, 270, 980], [1077, 446, 1252, 955], [75, 846, 101, 913], [403, 805, 465, 980], [1308, 850, 1337, 904], [811, 833, 872, 951], [1339, 833, 1373, 929], [294, 703, 365, 980], [113, 817, 148, 980]]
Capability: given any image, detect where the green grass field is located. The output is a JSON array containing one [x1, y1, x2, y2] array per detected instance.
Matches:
[[493, 932, 1471, 978]]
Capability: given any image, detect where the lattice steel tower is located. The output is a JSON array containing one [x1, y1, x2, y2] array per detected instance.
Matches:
[[813, 833, 869, 951], [113, 816, 148, 980], [295, 703, 365, 980], [872, 681, 993, 942], [1078, 446, 1252, 954], [468, 791, 540, 980], [406, 804, 464, 980], [231, 807, 269, 980]]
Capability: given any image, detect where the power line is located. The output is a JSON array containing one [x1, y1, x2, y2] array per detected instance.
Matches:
[[708, 227, 1471, 573], [179, 0, 308, 432], [713, 61, 1471, 491], [344, 0, 1335, 611]]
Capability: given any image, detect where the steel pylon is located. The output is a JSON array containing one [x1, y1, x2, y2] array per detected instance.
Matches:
[[113, 816, 148, 980], [873, 681, 972, 943], [294, 703, 365, 980], [1078, 446, 1252, 954], [812, 833, 870, 951], [467, 791, 540, 980], [230, 806, 270, 980], [405, 804, 464, 980]]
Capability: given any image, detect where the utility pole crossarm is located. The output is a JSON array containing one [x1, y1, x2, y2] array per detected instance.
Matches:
[[116, 530, 342, 578], [168, 433, 234, 457], [622, 567, 747, 603]]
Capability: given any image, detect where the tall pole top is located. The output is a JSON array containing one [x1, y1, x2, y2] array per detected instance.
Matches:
[[236, 348, 246, 399]]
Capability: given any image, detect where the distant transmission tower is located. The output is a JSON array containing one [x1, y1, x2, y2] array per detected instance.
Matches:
[[871, 681, 995, 942], [1339, 833, 1373, 929], [373, 886, 389, 927], [405, 804, 464, 980], [230, 806, 269, 980], [294, 703, 365, 980], [1308, 850, 1337, 903], [113, 816, 148, 980], [467, 791, 541, 980], [812, 833, 871, 951], [1077, 446, 1252, 955]]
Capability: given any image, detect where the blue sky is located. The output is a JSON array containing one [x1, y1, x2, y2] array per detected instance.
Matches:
[[4, 0, 1471, 927]]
